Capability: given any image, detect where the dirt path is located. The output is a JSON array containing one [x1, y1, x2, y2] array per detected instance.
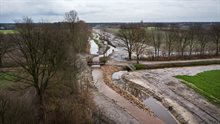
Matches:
[[92, 90, 139, 124], [124, 65, 220, 124], [91, 54, 164, 124], [92, 68, 164, 124]]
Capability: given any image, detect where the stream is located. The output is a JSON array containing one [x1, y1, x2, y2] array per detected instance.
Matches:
[[90, 31, 164, 124], [90, 30, 176, 124], [90, 39, 99, 55]]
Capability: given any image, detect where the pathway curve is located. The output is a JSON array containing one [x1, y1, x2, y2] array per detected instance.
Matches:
[[91, 56, 164, 124]]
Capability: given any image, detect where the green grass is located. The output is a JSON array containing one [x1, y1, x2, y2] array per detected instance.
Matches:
[[0, 72, 15, 89], [0, 30, 17, 34], [104, 28, 120, 34], [99, 56, 108, 64], [133, 63, 145, 70], [176, 70, 220, 105]]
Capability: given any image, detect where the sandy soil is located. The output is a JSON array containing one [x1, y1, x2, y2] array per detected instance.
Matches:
[[124, 65, 220, 124]]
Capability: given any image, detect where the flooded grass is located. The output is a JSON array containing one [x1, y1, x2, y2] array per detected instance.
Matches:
[[176, 70, 220, 105]]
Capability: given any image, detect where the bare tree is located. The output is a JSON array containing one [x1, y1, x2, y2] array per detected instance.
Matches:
[[74, 20, 91, 53], [64, 10, 78, 23], [211, 24, 220, 55], [151, 27, 162, 57], [0, 33, 10, 67], [196, 29, 208, 55], [165, 27, 178, 57], [188, 27, 196, 56], [133, 28, 148, 64], [116, 25, 135, 60], [8, 17, 68, 124], [0, 92, 9, 124], [178, 30, 190, 56], [64, 10, 91, 54]]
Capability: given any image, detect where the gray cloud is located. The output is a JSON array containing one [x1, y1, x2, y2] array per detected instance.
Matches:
[[0, 0, 219, 23]]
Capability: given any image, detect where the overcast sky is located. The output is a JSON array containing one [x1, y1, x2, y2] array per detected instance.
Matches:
[[0, 0, 220, 23]]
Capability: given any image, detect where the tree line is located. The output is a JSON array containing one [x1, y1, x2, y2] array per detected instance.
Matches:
[[0, 10, 100, 124], [116, 24, 220, 63]]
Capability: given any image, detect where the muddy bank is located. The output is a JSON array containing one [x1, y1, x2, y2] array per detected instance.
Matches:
[[92, 91, 139, 124], [95, 66, 164, 124], [81, 55, 137, 124], [111, 71, 178, 124], [101, 66, 153, 114], [122, 77, 186, 124], [124, 65, 220, 124]]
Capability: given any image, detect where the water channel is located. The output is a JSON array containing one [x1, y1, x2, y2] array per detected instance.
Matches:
[[112, 71, 178, 124], [90, 32, 176, 124]]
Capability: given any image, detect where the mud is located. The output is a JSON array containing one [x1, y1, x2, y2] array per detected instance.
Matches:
[[92, 67, 164, 124], [123, 65, 220, 124], [111, 70, 178, 124]]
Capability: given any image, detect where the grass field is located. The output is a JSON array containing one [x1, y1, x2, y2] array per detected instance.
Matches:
[[0, 72, 14, 89], [105, 28, 120, 34], [0, 30, 17, 34], [176, 70, 220, 105]]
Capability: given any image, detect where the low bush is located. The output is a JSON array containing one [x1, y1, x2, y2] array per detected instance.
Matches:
[[86, 56, 93, 63], [99, 57, 108, 64], [133, 63, 145, 70]]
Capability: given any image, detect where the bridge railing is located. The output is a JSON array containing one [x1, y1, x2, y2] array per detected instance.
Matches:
[[87, 62, 105, 66]]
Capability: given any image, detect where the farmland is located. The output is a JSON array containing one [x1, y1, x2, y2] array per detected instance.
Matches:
[[176, 70, 220, 105], [0, 30, 17, 34]]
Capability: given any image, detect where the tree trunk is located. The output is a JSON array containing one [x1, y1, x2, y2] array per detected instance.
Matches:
[[1, 114, 5, 124], [216, 41, 219, 56], [181, 47, 184, 57], [157, 48, 160, 56], [128, 51, 132, 60], [38, 95, 46, 124], [154, 47, 157, 57], [200, 44, 205, 56], [189, 45, 192, 56], [0, 56, 2, 67], [168, 44, 171, 57], [136, 54, 139, 64]]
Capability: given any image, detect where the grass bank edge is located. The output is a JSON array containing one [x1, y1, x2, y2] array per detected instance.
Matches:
[[175, 70, 220, 106]]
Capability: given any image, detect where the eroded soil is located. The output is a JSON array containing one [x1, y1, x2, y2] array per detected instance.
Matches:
[[124, 65, 220, 124]]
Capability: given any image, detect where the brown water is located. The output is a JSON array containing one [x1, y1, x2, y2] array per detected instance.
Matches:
[[144, 97, 178, 124]]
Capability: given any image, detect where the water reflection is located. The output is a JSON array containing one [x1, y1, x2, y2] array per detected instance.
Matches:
[[90, 39, 98, 55], [112, 72, 178, 124]]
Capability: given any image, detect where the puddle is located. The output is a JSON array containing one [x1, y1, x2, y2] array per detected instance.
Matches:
[[90, 39, 98, 55], [112, 71, 128, 80], [144, 97, 178, 124]]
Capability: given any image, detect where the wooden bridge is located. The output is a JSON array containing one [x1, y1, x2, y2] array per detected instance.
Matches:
[[87, 62, 105, 66]]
